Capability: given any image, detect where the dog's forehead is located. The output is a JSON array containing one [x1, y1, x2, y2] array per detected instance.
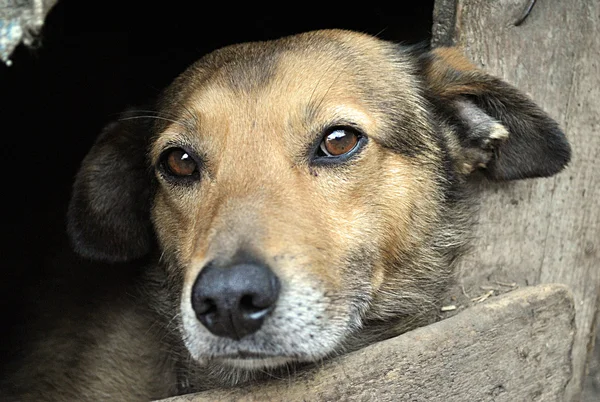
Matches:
[[152, 30, 424, 158], [163, 31, 416, 118]]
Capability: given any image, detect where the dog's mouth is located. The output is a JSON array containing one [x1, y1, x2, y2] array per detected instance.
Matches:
[[186, 332, 337, 371], [231, 350, 280, 359], [210, 353, 295, 370]]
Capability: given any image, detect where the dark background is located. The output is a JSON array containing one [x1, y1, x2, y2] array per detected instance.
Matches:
[[0, 0, 434, 368]]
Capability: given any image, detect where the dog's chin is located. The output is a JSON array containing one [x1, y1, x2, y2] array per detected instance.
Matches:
[[193, 349, 326, 372], [216, 356, 295, 370], [189, 353, 317, 388], [188, 344, 338, 379]]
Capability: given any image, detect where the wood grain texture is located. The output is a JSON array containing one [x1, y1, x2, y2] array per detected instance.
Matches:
[[162, 285, 575, 402], [433, 0, 600, 400]]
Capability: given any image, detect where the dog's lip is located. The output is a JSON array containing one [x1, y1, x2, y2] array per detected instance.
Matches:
[[215, 354, 295, 370], [212, 350, 285, 360]]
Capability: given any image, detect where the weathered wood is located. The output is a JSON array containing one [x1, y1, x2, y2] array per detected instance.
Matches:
[[431, 0, 457, 47], [582, 308, 600, 401], [162, 285, 574, 402], [432, 0, 600, 400]]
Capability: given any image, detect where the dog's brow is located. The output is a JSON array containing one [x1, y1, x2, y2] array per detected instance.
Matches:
[[304, 104, 375, 133], [150, 125, 202, 162]]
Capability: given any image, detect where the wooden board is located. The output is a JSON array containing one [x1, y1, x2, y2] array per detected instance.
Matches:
[[432, 0, 600, 400], [162, 285, 574, 402]]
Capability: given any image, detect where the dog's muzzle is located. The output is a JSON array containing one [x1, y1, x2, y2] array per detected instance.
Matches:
[[191, 261, 280, 340]]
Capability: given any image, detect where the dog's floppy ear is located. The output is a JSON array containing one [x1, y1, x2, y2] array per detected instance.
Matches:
[[418, 47, 571, 180], [67, 111, 155, 262]]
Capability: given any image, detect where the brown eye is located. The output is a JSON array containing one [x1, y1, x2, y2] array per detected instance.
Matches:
[[162, 148, 198, 177], [319, 128, 360, 157]]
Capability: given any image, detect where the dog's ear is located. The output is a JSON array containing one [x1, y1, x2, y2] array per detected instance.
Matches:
[[418, 47, 571, 180], [67, 112, 155, 262]]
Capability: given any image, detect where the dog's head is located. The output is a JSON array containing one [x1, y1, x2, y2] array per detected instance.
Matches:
[[68, 31, 570, 375]]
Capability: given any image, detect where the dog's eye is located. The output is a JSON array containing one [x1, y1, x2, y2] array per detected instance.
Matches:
[[160, 148, 199, 178], [318, 128, 362, 157]]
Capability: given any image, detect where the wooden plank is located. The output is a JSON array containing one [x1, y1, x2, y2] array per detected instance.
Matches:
[[432, 0, 600, 400], [161, 285, 574, 402], [582, 308, 600, 401]]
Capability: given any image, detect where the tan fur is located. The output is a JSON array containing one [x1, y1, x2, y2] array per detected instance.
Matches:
[[424, 47, 494, 98], [1, 29, 570, 401], [151, 31, 439, 302]]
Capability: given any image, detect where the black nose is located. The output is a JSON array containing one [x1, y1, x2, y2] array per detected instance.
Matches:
[[191, 262, 280, 340]]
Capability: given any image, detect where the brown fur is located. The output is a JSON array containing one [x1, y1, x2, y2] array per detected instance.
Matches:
[[1, 30, 570, 401]]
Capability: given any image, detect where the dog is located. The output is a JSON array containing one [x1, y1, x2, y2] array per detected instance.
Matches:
[[1, 29, 570, 401]]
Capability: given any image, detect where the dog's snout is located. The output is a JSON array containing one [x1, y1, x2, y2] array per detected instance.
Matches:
[[191, 262, 280, 340]]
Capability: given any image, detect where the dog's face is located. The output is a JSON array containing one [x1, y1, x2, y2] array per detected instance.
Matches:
[[151, 31, 449, 369], [68, 30, 570, 375]]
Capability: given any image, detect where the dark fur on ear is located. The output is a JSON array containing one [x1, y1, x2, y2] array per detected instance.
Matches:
[[67, 112, 156, 262], [418, 47, 571, 180]]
